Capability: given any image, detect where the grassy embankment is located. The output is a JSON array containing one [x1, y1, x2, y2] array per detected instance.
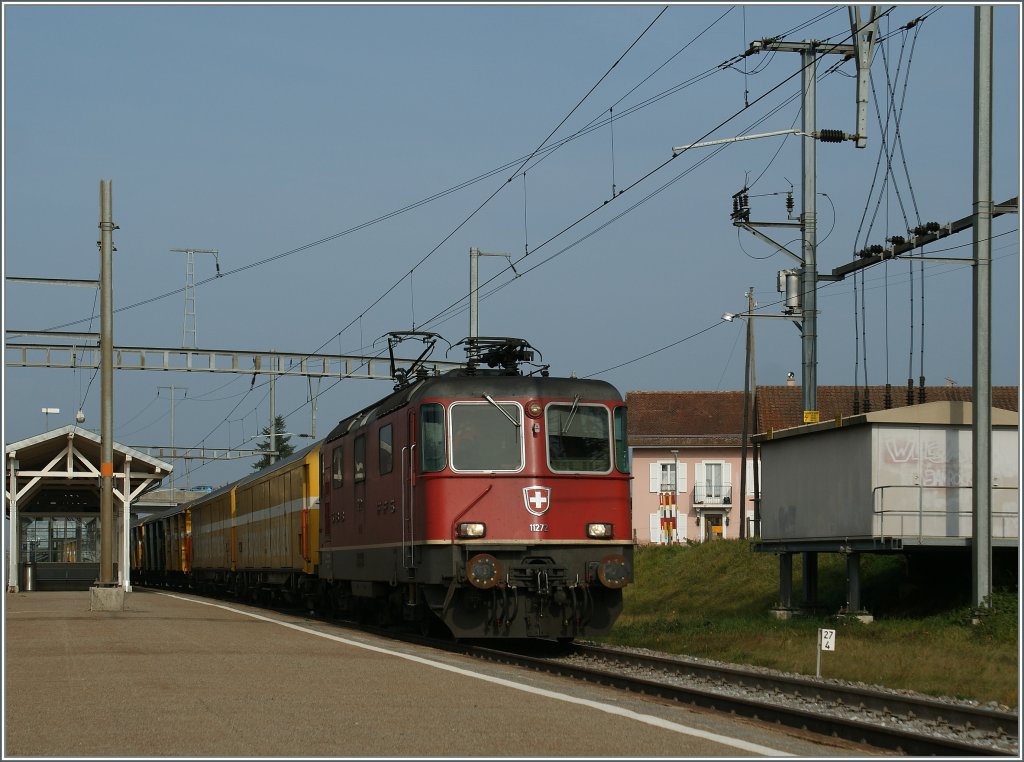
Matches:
[[596, 540, 1019, 709]]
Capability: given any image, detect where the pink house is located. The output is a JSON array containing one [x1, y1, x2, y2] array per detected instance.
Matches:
[[627, 390, 755, 544]]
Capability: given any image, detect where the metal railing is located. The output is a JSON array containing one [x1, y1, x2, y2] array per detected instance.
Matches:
[[692, 483, 733, 508], [872, 485, 1019, 541]]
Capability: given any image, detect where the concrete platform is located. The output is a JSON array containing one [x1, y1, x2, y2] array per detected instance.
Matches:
[[4, 590, 866, 757]]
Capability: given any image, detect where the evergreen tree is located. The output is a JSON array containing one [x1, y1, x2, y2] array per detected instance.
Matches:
[[251, 415, 294, 470]]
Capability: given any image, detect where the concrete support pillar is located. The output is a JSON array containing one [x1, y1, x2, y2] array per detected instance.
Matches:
[[7, 453, 20, 593], [801, 551, 818, 609], [845, 551, 862, 612], [122, 456, 132, 592], [778, 553, 793, 609]]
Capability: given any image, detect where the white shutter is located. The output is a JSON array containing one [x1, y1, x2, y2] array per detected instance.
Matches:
[[746, 458, 755, 495], [649, 513, 661, 543], [649, 463, 660, 493], [676, 462, 687, 494]]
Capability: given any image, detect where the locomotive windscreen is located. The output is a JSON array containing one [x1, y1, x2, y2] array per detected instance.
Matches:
[[450, 401, 523, 471], [546, 403, 612, 472]]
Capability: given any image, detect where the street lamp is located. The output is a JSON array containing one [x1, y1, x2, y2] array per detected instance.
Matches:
[[724, 290, 759, 540], [722, 290, 808, 538], [670, 449, 679, 544], [41, 407, 59, 431]]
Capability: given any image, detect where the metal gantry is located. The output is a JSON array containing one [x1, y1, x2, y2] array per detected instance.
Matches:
[[4, 336, 464, 380]]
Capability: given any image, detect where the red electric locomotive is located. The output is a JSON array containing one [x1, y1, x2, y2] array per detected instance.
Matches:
[[318, 335, 633, 639]]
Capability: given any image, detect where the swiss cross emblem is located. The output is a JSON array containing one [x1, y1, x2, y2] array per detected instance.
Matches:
[[523, 486, 552, 516]]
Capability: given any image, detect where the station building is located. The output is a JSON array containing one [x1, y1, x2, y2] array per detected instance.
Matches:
[[5, 425, 172, 592]]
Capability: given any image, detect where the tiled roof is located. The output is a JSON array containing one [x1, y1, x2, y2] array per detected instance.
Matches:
[[626, 390, 747, 447], [627, 385, 1019, 446]]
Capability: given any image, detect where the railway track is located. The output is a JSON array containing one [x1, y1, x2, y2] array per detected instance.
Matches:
[[457, 641, 1019, 757]]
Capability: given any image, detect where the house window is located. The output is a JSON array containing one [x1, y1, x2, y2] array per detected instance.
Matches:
[[648, 460, 686, 494], [694, 461, 731, 504]]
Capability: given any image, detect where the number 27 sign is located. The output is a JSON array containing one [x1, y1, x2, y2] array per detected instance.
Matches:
[[819, 628, 836, 651]]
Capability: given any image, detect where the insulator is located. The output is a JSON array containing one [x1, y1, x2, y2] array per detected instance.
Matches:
[[869, 245, 884, 255], [786, 192, 794, 214], [733, 198, 740, 214], [888, 235, 906, 246], [906, 379, 915, 406], [927, 221, 941, 232], [818, 129, 845, 143], [884, 384, 893, 410], [742, 193, 749, 208], [918, 376, 927, 404]]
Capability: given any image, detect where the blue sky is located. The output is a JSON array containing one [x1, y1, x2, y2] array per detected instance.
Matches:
[[3, 3, 1020, 489]]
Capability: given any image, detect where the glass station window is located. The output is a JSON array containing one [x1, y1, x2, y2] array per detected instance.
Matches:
[[546, 403, 612, 473], [450, 401, 523, 472], [20, 516, 100, 563]]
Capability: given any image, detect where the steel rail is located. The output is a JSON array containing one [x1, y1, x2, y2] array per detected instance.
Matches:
[[569, 643, 1018, 737], [462, 643, 1017, 757]]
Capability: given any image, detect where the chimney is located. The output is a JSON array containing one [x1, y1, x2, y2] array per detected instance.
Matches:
[[786, 371, 796, 387]]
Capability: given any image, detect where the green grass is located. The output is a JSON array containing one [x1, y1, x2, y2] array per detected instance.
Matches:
[[594, 541, 1019, 709]]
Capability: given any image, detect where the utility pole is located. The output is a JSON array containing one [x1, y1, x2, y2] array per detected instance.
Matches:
[[738, 288, 754, 539], [269, 357, 277, 464], [170, 247, 220, 348], [680, 9, 878, 426], [746, 10, 878, 421], [971, 5, 993, 610], [97, 179, 117, 592], [469, 248, 512, 338]]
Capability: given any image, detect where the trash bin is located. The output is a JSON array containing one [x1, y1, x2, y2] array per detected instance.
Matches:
[[20, 562, 35, 591]]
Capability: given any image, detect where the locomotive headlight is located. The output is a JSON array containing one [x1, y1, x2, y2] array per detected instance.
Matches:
[[586, 523, 613, 539], [457, 522, 486, 539]]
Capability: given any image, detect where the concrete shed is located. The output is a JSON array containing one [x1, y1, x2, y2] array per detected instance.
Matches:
[[751, 401, 1018, 617], [756, 401, 1019, 547]]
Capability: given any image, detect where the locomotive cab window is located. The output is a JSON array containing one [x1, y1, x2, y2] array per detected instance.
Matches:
[[450, 401, 523, 472], [353, 434, 366, 482], [419, 404, 446, 473], [379, 424, 393, 475], [546, 402, 612, 473], [331, 444, 344, 487], [614, 406, 630, 474]]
